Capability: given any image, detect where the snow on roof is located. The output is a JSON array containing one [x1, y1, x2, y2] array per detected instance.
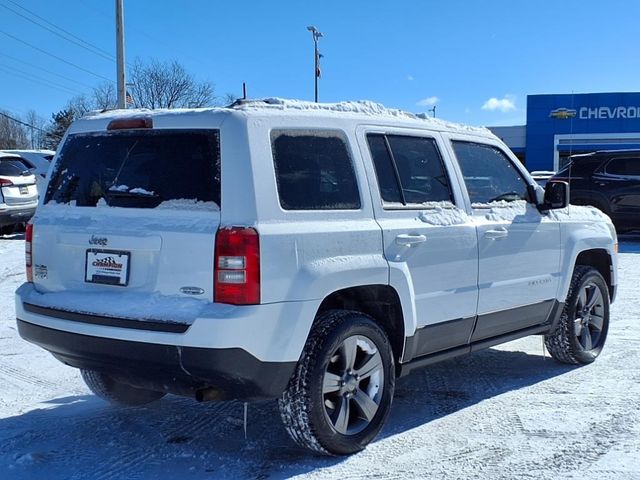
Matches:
[[0, 151, 23, 159], [78, 98, 492, 136], [232, 98, 491, 134]]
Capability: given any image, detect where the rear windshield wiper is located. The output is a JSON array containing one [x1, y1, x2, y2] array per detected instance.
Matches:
[[106, 189, 159, 199]]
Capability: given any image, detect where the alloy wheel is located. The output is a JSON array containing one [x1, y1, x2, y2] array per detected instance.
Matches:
[[322, 335, 384, 435], [574, 281, 606, 351]]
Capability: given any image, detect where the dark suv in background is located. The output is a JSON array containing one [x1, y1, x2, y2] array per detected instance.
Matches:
[[552, 150, 640, 233]]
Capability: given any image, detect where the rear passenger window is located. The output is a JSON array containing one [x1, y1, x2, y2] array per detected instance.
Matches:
[[271, 131, 361, 210], [367, 134, 453, 206], [605, 157, 640, 176]]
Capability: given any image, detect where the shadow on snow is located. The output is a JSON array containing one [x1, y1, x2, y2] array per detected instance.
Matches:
[[0, 347, 577, 480]]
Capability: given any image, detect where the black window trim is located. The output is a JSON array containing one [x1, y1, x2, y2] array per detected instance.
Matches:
[[270, 128, 363, 212], [451, 139, 534, 209], [602, 156, 640, 178], [367, 132, 458, 211]]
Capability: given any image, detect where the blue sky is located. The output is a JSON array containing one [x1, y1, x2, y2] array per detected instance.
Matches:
[[1, 0, 639, 127]]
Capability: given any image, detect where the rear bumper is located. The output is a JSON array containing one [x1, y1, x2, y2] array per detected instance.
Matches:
[[0, 204, 36, 226], [17, 319, 296, 401]]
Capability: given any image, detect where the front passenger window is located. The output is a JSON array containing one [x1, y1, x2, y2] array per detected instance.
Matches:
[[452, 141, 528, 205]]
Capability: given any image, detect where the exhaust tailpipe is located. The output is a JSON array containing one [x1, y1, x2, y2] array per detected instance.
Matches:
[[195, 388, 225, 402]]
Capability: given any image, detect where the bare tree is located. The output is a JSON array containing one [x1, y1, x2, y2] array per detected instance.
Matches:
[[0, 111, 29, 149], [65, 93, 93, 119], [128, 58, 215, 109], [25, 110, 47, 149], [93, 82, 117, 110]]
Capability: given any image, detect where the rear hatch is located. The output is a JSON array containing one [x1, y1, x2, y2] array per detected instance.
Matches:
[[29, 127, 221, 323], [0, 158, 38, 206]]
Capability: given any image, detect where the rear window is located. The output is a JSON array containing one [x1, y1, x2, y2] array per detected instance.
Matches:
[[0, 159, 30, 177], [271, 130, 361, 210], [45, 129, 220, 209]]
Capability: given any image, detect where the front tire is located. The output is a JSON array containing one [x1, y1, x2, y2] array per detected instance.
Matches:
[[544, 266, 610, 364], [81, 369, 166, 406], [278, 310, 395, 455]]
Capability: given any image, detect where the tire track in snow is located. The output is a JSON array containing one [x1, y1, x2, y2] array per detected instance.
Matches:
[[0, 364, 59, 390], [89, 449, 156, 480], [160, 399, 241, 444]]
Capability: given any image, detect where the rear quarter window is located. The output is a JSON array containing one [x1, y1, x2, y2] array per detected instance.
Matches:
[[45, 129, 221, 209], [271, 130, 361, 210], [0, 159, 30, 176]]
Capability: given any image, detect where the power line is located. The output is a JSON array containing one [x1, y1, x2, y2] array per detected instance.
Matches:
[[0, 63, 81, 95], [0, 65, 80, 96], [0, 30, 112, 82], [0, 110, 47, 133], [2, 0, 115, 61], [0, 52, 95, 89]]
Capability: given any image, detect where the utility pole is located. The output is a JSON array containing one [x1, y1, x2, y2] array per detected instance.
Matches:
[[306, 26, 323, 103], [115, 0, 126, 109]]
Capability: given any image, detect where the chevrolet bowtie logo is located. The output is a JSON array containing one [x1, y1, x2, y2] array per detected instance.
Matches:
[[549, 108, 577, 119]]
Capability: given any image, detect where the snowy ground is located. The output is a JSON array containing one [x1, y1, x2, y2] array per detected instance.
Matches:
[[1, 234, 639, 480]]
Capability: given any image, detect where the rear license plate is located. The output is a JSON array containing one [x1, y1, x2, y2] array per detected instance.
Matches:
[[19, 186, 28, 194], [85, 249, 130, 286]]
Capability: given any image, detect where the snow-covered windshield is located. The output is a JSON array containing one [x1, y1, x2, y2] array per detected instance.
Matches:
[[45, 129, 220, 209]]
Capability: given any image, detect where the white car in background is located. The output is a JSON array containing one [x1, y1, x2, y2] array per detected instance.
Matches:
[[2, 149, 55, 194], [0, 152, 38, 234]]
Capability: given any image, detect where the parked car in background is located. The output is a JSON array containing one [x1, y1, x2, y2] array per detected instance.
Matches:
[[2, 149, 55, 194], [0, 152, 39, 234], [552, 150, 640, 233]]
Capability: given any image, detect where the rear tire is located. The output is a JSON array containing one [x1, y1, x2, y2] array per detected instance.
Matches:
[[544, 266, 609, 365], [278, 310, 395, 455], [0, 225, 15, 235], [81, 369, 166, 406]]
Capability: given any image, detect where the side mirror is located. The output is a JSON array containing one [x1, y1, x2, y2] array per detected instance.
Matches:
[[540, 181, 569, 210]]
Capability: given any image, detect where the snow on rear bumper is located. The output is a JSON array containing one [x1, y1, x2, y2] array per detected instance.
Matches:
[[15, 282, 320, 363]]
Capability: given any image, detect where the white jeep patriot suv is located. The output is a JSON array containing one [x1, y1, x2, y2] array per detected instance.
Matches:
[[15, 99, 617, 455]]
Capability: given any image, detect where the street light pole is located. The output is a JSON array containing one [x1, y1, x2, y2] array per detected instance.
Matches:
[[116, 0, 126, 109], [306, 26, 323, 103]]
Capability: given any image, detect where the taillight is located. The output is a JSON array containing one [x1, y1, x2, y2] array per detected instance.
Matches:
[[25, 223, 33, 282], [107, 117, 153, 130], [214, 227, 260, 305], [0, 178, 13, 186]]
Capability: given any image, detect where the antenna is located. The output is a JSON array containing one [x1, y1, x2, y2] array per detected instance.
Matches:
[[242, 82, 247, 100], [567, 90, 575, 212]]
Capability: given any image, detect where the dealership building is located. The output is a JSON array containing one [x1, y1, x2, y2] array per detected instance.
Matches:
[[488, 92, 640, 172]]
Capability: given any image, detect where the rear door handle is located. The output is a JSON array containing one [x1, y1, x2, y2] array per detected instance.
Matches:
[[395, 234, 427, 246], [484, 227, 509, 239]]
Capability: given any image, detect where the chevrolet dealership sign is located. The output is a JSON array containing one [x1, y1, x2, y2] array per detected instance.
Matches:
[[578, 106, 640, 119], [527, 92, 640, 171], [551, 106, 640, 120]]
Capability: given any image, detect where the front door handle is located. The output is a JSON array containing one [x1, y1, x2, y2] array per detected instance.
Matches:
[[395, 233, 427, 246], [484, 227, 509, 240]]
